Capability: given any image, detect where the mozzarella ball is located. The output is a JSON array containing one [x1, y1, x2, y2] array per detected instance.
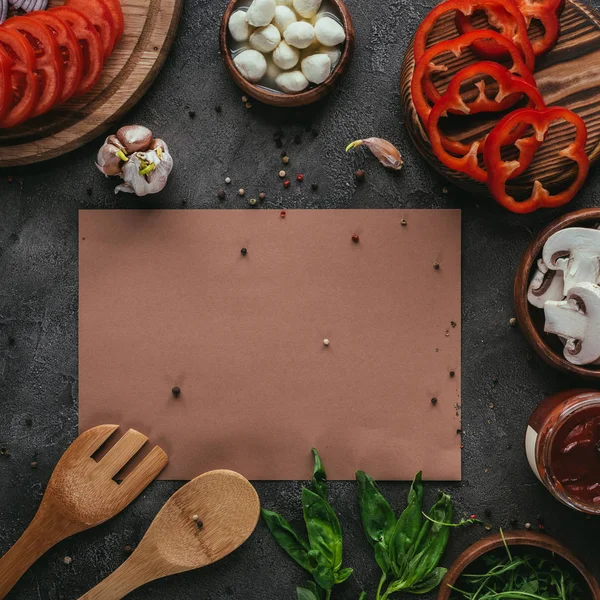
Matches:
[[273, 5, 296, 33], [266, 59, 283, 80], [284, 21, 315, 49], [301, 53, 331, 84], [318, 44, 342, 68], [314, 16, 345, 46], [273, 41, 300, 69], [246, 0, 276, 27], [276, 70, 309, 93], [229, 10, 252, 42], [293, 0, 322, 18], [250, 24, 281, 52], [234, 49, 268, 82], [275, 0, 292, 5]]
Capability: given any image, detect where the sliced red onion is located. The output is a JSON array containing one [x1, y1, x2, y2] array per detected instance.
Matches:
[[0, 0, 7, 24]]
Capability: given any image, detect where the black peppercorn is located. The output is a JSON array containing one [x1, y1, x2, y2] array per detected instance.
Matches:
[[431, 397, 438, 406], [450, 371, 455, 378], [188, 110, 196, 119], [311, 183, 318, 191], [215, 105, 222, 113], [217, 189, 226, 200], [241, 248, 247, 256], [433, 262, 440, 270], [172, 386, 181, 397]]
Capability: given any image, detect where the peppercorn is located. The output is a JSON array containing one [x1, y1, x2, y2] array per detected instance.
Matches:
[[355, 169, 365, 182], [431, 397, 438, 406], [241, 248, 247, 256], [242, 96, 248, 103], [284, 180, 290, 188], [450, 371, 455, 378], [352, 235, 360, 243], [282, 156, 290, 164], [63, 556, 72, 565], [509, 317, 517, 327], [217, 189, 226, 200], [31, 461, 38, 468], [451, 321, 457, 328], [280, 211, 286, 218], [259, 192, 266, 201], [433, 262, 440, 270], [401, 219, 407, 226], [323, 339, 330, 347], [297, 174, 304, 182], [279, 170, 286, 178], [196, 520, 204, 529], [215, 105, 222, 113], [172, 386, 181, 397], [188, 110, 196, 119], [238, 189, 245, 196], [225, 177, 231, 184], [245, 102, 252, 109], [311, 183, 318, 191], [249, 198, 257, 206], [124, 545, 133, 554]]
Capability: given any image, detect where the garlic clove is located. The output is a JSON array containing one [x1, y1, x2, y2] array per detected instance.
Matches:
[[229, 10, 252, 42], [273, 40, 299, 70], [301, 53, 331, 84], [96, 143, 124, 176], [283, 21, 315, 49], [246, 0, 276, 27], [292, 0, 321, 18], [346, 138, 404, 170], [249, 24, 281, 53], [276, 70, 309, 93], [117, 125, 153, 153], [116, 141, 174, 196], [234, 49, 268, 82], [273, 5, 296, 33], [318, 44, 342, 68], [105, 134, 125, 152], [314, 16, 345, 46]]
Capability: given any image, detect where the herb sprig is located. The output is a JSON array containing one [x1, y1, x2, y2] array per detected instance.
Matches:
[[262, 449, 353, 600]]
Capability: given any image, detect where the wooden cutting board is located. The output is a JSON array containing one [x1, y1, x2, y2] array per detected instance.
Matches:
[[401, 0, 600, 197], [0, 0, 182, 167]]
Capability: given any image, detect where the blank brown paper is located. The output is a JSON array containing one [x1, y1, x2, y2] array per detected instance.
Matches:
[[79, 209, 461, 480]]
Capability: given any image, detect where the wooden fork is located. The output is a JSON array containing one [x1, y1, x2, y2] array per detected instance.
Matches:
[[0, 424, 167, 599]]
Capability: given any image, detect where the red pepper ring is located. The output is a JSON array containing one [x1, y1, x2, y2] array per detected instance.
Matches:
[[426, 61, 546, 169], [412, 30, 536, 129], [517, 2, 561, 57], [484, 107, 589, 214], [414, 0, 535, 71]]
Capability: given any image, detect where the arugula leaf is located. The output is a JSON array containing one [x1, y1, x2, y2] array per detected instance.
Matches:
[[312, 448, 328, 500], [356, 471, 396, 551], [261, 508, 313, 573]]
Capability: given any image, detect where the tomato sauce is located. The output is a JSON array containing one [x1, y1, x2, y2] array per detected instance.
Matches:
[[550, 407, 600, 506]]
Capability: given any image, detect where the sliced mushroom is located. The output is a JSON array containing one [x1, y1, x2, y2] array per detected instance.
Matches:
[[542, 228, 600, 296], [527, 258, 565, 309], [544, 283, 600, 365]]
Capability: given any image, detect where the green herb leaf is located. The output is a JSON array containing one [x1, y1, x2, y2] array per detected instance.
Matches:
[[358, 593, 367, 600], [312, 448, 328, 500], [356, 471, 396, 550], [335, 567, 354, 584], [404, 567, 447, 594], [374, 540, 391, 574], [261, 508, 313, 573], [297, 587, 320, 600], [302, 488, 343, 571], [313, 565, 336, 590]]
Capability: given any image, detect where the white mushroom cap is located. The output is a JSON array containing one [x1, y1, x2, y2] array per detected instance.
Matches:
[[250, 24, 281, 53], [229, 10, 252, 42], [234, 49, 268, 82], [273, 5, 296, 33], [273, 41, 300, 70], [284, 21, 315, 49], [544, 282, 600, 365], [527, 258, 565, 309], [276, 70, 309, 93], [314, 16, 346, 46], [246, 0, 276, 27], [317, 44, 342, 68], [301, 53, 331, 84], [542, 227, 600, 296], [293, 0, 322, 18]]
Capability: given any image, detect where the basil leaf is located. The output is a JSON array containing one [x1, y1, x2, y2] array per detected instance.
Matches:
[[313, 565, 336, 590], [358, 593, 368, 600], [374, 540, 391, 574], [390, 471, 424, 576], [312, 448, 328, 500], [302, 488, 343, 571], [261, 508, 313, 573], [335, 567, 353, 584], [356, 471, 396, 548], [404, 567, 447, 594], [297, 587, 319, 600]]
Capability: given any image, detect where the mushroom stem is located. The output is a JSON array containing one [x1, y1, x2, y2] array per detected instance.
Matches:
[[544, 299, 587, 341]]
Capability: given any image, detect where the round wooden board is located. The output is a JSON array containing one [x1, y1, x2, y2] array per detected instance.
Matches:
[[0, 0, 182, 167], [401, 0, 600, 196]]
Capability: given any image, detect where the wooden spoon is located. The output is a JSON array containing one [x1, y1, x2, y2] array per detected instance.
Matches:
[[0, 425, 168, 599], [79, 470, 260, 600]]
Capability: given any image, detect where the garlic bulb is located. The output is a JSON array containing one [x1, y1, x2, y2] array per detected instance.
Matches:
[[301, 53, 331, 84], [284, 21, 315, 49], [246, 0, 276, 27], [273, 5, 296, 33], [276, 70, 309, 93], [314, 16, 345, 46], [293, 0, 321, 18], [234, 49, 268, 82], [229, 10, 252, 42], [273, 41, 299, 69], [318, 44, 341, 68], [250, 24, 281, 52], [116, 140, 174, 196]]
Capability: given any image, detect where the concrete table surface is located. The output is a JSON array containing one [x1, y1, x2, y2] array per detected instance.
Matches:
[[1, 0, 600, 598]]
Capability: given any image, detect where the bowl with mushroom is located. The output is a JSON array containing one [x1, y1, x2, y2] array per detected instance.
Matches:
[[220, 0, 355, 106], [514, 208, 600, 380]]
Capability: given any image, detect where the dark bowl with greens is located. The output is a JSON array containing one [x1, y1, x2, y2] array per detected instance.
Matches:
[[438, 531, 600, 600]]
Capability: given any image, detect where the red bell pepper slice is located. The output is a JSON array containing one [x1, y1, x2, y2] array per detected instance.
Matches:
[[515, 0, 561, 57], [427, 62, 546, 181], [65, 0, 117, 60], [414, 0, 535, 72], [48, 6, 104, 97], [3, 16, 65, 118], [100, 0, 124, 46], [0, 28, 39, 128], [484, 107, 589, 214], [29, 10, 84, 104], [0, 46, 12, 123], [412, 30, 536, 129]]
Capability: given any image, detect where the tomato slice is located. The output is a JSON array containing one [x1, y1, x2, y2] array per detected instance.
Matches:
[[47, 7, 104, 97], [65, 0, 117, 59], [0, 28, 39, 128], [100, 0, 124, 45], [28, 11, 84, 103], [3, 16, 65, 117], [0, 47, 12, 123]]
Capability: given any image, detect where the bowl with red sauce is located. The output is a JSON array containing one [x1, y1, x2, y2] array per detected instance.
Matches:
[[527, 389, 600, 514]]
